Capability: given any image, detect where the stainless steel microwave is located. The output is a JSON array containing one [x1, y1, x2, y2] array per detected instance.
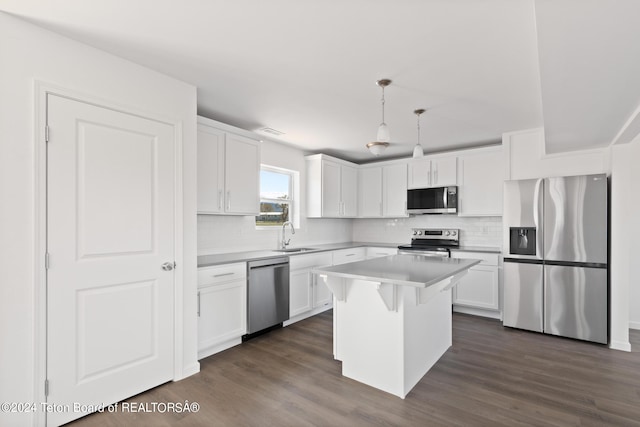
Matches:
[[406, 186, 458, 214]]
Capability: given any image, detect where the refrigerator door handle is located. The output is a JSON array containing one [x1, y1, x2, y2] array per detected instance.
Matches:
[[533, 178, 544, 259]]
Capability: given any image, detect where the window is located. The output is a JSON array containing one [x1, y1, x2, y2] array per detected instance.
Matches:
[[256, 165, 296, 227]]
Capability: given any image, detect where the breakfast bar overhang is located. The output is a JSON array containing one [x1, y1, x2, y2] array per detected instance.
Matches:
[[312, 254, 480, 398]]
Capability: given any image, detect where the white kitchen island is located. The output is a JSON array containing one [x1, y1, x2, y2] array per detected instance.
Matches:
[[312, 254, 480, 398]]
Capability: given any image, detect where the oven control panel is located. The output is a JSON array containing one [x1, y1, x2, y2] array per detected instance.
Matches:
[[411, 228, 459, 241]]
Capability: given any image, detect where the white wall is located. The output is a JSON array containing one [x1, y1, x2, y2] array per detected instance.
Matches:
[[611, 139, 640, 336], [198, 139, 353, 254], [352, 216, 502, 248], [0, 13, 198, 426]]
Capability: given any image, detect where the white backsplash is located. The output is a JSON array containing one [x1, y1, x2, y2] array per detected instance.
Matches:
[[198, 215, 354, 255], [199, 214, 502, 255], [352, 216, 503, 248]]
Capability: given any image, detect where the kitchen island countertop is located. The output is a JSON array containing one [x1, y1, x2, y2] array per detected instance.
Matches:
[[312, 254, 480, 288]]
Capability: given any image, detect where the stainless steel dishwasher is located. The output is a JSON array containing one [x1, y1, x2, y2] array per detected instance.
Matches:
[[246, 257, 290, 338]]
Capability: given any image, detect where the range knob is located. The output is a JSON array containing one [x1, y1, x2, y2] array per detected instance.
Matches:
[[445, 231, 451, 236], [451, 230, 457, 236], [413, 230, 418, 236], [417, 230, 423, 236]]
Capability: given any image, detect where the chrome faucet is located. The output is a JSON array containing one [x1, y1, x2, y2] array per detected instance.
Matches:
[[281, 221, 295, 249]]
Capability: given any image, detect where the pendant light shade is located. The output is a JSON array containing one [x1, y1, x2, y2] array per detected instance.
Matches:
[[412, 108, 426, 158], [367, 79, 392, 156]]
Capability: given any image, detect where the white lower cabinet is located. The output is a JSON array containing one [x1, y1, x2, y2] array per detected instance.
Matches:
[[285, 252, 333, 325], [451, 251, 501, 318], [197, 263, 247, 359]]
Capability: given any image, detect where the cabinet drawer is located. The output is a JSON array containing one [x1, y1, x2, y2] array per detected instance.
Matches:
[[290, 252, 333, 271], [198, 262, 246, 286], [451, 251, 499, 266], [333, 248, 366, 265], [366, 247, 398, 258]]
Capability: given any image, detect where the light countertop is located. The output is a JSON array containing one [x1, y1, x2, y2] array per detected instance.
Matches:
[[197, 242, 401, 267], [197, 242, 500, 268], [312, 254, 481, 288]]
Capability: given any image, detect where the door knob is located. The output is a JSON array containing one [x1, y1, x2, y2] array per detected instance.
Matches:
[[161, 262, 175, 271]]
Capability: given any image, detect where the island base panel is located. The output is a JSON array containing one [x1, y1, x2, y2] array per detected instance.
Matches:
[[335, 278, 453, 398]]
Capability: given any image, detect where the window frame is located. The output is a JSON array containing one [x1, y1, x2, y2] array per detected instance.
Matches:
[[255, 165, 298, 229]]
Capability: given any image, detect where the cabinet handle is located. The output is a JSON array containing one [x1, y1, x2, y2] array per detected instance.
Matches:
[[218, 190, 223, 209], [197, 291, 201, 317], [227, 191, 231, 211], [345, 253, 355, 257], [212, 272, 235, 278]]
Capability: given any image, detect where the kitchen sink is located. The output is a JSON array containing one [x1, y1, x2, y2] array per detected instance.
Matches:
[[273, 247, 317, 253]]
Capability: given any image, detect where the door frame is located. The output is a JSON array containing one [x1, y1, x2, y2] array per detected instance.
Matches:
[[32, 81, 185, 426]]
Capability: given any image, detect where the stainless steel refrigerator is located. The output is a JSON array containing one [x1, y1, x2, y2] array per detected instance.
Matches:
[[502, 174, 608, 344]]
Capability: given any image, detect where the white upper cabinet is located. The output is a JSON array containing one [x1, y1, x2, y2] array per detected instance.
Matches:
[[341, 165, 358, 217], [457, 147, 503, 216], [358, 166, 383, 217], [382, 163, 408, 217], [197, 126, 225, 214], [358, 163, 407, 218], [408, 155, 457, 189], [197, 117, 260, 215], [307, 154, 359, 218]]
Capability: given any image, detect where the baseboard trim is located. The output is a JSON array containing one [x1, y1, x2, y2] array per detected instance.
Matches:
[[453, 305, 502, 320], [629, 321, 640, 330], [609, 340, 632, 352]]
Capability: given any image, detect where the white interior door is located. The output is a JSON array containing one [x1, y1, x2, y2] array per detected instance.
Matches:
[[46, 94, 175, 426]]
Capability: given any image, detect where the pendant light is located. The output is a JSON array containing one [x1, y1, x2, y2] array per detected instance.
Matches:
[[412, 108, 426, 158], [366, 79, 391, 156]]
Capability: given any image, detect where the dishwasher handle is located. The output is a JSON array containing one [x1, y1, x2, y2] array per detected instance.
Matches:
[[248, 257, 289, 269]]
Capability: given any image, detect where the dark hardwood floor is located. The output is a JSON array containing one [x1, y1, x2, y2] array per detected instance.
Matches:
[[70, 312, 640, 426]]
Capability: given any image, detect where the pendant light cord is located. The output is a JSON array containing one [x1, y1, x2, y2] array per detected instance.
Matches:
[[381, 86, 386, 124]]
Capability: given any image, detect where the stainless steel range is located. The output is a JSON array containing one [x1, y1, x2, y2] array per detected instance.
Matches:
[[398, 228, 459, 257]]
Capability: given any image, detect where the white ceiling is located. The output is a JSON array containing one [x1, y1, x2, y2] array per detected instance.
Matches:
[[1, 0, 639, 162]]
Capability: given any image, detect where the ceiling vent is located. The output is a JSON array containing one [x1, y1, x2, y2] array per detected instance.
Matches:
[[258, 127, 285, 136]]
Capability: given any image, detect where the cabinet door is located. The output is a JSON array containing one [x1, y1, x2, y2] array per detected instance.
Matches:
[[290, 270, 313, 317], [341, 165, 358, 217], [382, 163, 408, 217], [453, 266, 499, 310], [457, 149, 503, 216], [313, 274, 332, 308], [432, 156, 457, 187], [225, 133, 260, 214], [321, 160, 342, 217], [197, 125, 225, 213], [408, 158, 431, 189], [198, 280, 246, 352], [358, 167, 383, 217]]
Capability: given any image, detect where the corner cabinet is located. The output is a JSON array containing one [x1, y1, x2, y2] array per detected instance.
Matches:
[[306, 154, 358, 218], [457, 147, 503, 216], [451, 251, 501, 319], [197, 263, 247, 359], [197, 117, 260, 215], [408, 155, 457, 189]]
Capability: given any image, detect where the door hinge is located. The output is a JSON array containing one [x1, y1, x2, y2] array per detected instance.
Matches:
[[45, 252, 50, 270], [45, 125, 50, 143], [44, 379, 49, 397]]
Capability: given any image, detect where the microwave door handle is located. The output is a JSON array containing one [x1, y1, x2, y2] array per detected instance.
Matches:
[[443, 188, 447, 209]]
